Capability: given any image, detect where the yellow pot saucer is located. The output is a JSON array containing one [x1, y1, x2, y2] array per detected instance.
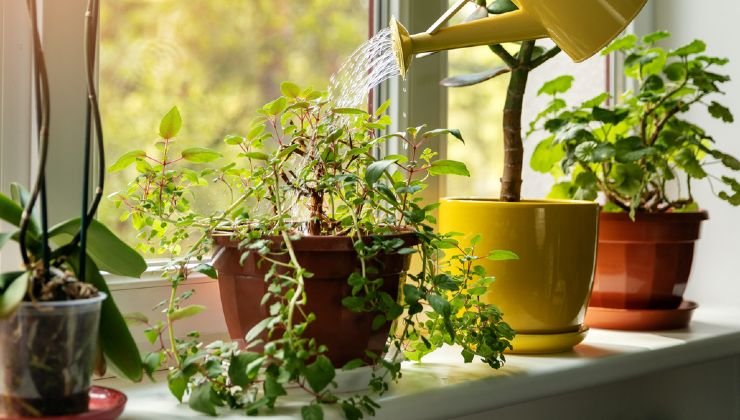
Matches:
[[507, 326, 589, 354]]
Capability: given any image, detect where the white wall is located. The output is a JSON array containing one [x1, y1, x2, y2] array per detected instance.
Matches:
[[649, 0, 740, 307]]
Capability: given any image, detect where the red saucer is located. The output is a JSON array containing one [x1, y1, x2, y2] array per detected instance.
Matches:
[[585, 300, 698, 331], [16, 386, 126, 420]]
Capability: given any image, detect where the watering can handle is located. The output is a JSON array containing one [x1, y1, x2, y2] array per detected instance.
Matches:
[[426, 0, 471, 35], [415, 0, 471, 59]]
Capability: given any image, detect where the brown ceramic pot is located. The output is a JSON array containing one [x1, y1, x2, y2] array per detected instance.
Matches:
[[590, 211, 708, 309], [211, 232, 415, 366]]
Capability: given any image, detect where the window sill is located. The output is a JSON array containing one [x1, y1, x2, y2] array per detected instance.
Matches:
[[98, 305, 740, 419]]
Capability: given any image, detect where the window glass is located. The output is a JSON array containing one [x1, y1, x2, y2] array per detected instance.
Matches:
[[445, 3, 607, 199], [98, 0, 369, 253]]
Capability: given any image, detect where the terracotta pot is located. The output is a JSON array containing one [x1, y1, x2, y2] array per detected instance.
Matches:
[[590, 211, 708, 309], [439, 199, 599, 353], [211, 232, 415, 366]]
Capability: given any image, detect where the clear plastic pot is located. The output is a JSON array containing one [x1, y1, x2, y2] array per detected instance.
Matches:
[[0, 292, 106, 417]]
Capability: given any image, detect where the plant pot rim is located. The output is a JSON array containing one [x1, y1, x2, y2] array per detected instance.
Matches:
[[211, 229, 418, 251], [599, 210, 709, 222], [441, 197, 598, 207], [16, 291, 107, 309]]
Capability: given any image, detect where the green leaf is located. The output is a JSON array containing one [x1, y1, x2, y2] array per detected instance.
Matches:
[[181, 147, 222, 163], [0, 232, 13, 249], [342, 359, 365, 371], [223, 135, 245, 145], [530, 136, 564, 173], [333, 107, 368, 115], [194, 263, 217, 279], [144, 326, 160, 344], [159, 106, 182, 139], [615, 136, 653, 163], [371, 314, 386, 330], [642, 31, 670, 44], [593, 107, 629, 125], [663, 62, 687, 82], [575, 142, 615, 163], [428, 294, 451, 317], [341, 402, 363, 420], [143, 351, 164, 379], [612, 163, 645, 196], [67, 250, 143, 382], [241, 151, 269, 161], [303, 355, 335, 393], [170, 305, 206, 322], [487, 0, 518, 14], [245, 317, 271, 343], [422, 128, 465, 143], [548, 182, 573, 199], [109, 150, 146, 172], [711, 150, 740, 170], [671, 39, 706, 57], [365, 159, 397, 185], [123, 312, 149, 326], [280, 81, 301, 98], [428, 160, 470, 176], [9, 184, 38, 233], [167, 370, 188, 402], [674, 149, 707, 179], [228, 351, 260, 387], [0, 271, 28, 318], [440, 67, 510, 87], [0, 193, 23, 228], [49, 218, 146, 278], [602, 34, 637, 55], [301, 404, 324, 420], [264, 373, 287, 398], [487, 250, 519, 261], [461, 348, 475, 363], [189, 382, 217, 416], [537, 75, 574, 96], [708, 101, 734, 123], [432, 273, 459, 291]]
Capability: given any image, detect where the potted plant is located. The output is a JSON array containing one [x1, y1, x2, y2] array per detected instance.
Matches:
[[529, 31, 739, 329], [437, 0, 599, 352], [0, 0, 145, 417], [110, 84, 518, 418]]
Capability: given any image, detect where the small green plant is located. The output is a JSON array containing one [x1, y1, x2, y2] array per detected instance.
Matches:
[[529, 31, 740, 215], [111, 84, 517, 418]]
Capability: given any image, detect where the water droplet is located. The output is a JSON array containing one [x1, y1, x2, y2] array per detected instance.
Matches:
[[402, 112, 407, 119], [328, 28, 401, 108], [402, 87, 407, 93]]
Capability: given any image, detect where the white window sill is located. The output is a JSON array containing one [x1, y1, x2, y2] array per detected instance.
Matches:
[[99, 305, 740, 419]]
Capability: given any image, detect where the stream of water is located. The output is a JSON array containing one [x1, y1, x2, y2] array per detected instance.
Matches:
[[328, 27, 400, 108]]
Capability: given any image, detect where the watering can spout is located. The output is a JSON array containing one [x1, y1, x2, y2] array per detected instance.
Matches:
[[391, 0, 647, 78]]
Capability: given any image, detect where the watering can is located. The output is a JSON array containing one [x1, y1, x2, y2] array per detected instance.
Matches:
[[391, 0, 647, 77]]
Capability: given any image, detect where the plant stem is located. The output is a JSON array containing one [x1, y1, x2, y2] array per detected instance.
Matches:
[[281, 230, 304, 345], [500, 66, 529, 201], [166, 278, 182, 365]]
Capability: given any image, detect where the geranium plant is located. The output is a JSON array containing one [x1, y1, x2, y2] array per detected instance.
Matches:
[[111, 84, 517, 419], [529, 31, 740, 215]]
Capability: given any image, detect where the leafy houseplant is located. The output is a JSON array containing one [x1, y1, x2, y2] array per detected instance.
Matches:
[[0, 0, 144, 417], [437, 0, 598, 352], [529, 31, 739, 316], [111, 84, 517, 418]]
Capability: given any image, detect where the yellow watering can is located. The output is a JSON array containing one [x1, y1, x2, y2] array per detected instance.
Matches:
[[391, 0, 647, 77]]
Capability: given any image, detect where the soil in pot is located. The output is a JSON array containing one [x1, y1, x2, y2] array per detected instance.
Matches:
[[591, 211, 708, 310], [211, 232, 415, 366], [0, 293, 106, 417]]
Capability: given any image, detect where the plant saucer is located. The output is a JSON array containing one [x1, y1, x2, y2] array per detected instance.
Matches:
[[507, 325, 589, 354], [17, 386, 127, 420], [585, 300, 698, 331]]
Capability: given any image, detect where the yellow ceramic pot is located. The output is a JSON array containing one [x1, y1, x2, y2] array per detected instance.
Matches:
[[439, 199, 599, 353]]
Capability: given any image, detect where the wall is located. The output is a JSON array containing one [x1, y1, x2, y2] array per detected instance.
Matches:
[[650, 0, 740, 307]]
